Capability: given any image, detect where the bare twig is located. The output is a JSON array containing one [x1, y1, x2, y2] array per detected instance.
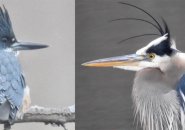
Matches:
[[2, 105, 75, 130]]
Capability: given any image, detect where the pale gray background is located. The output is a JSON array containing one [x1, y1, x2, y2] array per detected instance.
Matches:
[[0, 0, 75, 130], [76, 0, 185, 130]]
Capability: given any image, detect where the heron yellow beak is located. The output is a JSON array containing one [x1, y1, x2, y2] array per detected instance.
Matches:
[[82, 54, 146, 68]]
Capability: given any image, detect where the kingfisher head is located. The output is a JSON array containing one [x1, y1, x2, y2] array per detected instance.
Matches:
[[0, 5, 48, 51]]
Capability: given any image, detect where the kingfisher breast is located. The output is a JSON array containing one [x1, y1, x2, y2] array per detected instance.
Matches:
[[0, 50, 24, 121], [0, 51, 22, 80]]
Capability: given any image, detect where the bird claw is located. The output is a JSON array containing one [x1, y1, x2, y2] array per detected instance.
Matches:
[[45, 122, 67, 129]]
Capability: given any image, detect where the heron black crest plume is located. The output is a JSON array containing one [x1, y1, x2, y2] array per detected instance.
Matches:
[[114, 2, 171, 43], [117, 33, 160, 44], [161, 17, 170, 40], [110, 18, 161, 33]]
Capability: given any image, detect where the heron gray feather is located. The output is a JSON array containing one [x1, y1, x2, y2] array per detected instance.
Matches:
[[133, 67, 183, 130]]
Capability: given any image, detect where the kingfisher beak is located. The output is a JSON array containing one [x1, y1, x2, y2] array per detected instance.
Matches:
[[82, 54, 149, 71], [11, 42, 48, 51]]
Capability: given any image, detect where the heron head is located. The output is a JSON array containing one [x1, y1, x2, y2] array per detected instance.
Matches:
[[0, 6, 48, 51], [82, 2, 180, 72], [82, 33, 177, 72]]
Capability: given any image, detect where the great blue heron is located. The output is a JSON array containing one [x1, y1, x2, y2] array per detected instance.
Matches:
[[82, 2, 185, 130]]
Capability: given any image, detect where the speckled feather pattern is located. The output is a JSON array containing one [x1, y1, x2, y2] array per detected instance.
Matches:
[[0, 50, 24, 122]]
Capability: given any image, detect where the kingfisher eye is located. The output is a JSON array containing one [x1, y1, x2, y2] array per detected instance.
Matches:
[[2, 37, 8, 43], [12, 38, 16, 42], [148, 53, 156, 59]]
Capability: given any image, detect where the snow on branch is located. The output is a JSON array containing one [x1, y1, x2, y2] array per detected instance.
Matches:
[[2, 105, 75, 130]]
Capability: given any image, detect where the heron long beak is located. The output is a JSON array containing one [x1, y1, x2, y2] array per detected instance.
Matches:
[[82, 54, 148, 71], [11, 42, 48, 51]]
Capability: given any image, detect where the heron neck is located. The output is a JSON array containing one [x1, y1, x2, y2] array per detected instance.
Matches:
[[171, 52, 185, 72], [133, 68, 181, 130], [164, 52, 185, 86]]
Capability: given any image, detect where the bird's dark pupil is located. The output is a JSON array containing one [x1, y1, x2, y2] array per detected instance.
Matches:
[[148, 53, 155, 59]]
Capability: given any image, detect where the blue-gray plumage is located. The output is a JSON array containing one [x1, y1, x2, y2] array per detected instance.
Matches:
[[0, 51, 24, 122], [177, 74, 185, 107], [0, 5, 48, 124]]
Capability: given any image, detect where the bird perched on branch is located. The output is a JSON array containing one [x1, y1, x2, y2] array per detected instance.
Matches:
[[0, 5, 48, 125], [83, 2, 185, 130]]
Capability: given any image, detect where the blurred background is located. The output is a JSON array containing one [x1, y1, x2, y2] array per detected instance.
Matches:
[[0, 0, 75, 130], [76, 0, 185, 130]]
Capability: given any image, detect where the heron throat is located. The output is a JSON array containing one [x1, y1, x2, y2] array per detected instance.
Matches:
[[132, 68, 181, 130]]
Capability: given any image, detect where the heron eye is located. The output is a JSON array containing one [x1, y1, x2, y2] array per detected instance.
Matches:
[[2, 37, 8, 43], [148, 53, 155, 59]]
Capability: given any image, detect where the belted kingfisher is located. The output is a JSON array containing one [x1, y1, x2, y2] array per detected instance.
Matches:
[[0, 5, 48, 124]]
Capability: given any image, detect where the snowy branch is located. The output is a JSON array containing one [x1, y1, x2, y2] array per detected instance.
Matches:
[[2, 105, 75, 130]]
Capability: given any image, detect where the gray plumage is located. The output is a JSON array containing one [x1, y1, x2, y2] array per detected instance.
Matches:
[[133, 68, 181, 130]]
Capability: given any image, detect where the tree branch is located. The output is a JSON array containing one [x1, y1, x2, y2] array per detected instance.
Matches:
[[2, 105, 75, 130]]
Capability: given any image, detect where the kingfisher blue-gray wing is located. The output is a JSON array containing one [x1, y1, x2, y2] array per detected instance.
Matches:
[[0, 50, 24, 123], [176, 74, 185, 107]]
